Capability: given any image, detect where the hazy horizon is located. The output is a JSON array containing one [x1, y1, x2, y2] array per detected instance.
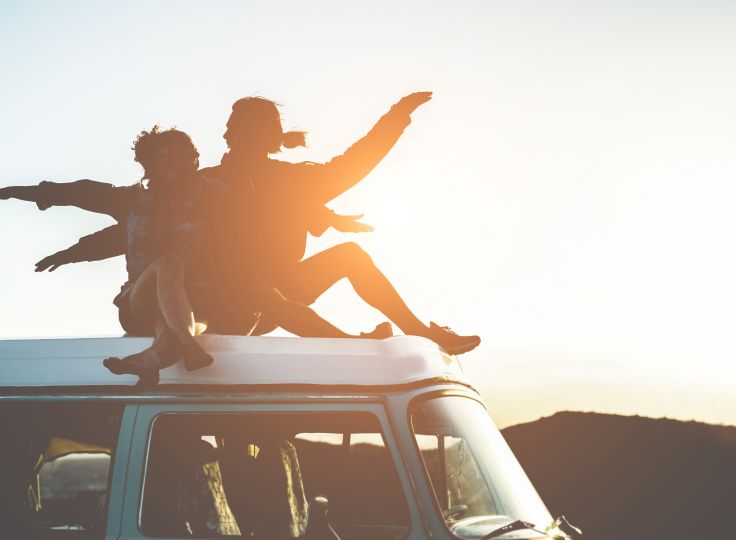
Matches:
[[2, 1, 735, 429]]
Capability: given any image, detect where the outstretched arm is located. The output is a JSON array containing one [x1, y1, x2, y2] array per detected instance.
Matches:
[[292, 92, 432, 204], [35, 223, 127, 272], [0, 179, 133, 220]]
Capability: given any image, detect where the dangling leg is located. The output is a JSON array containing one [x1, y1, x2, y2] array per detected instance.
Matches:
[[104, 255, 213, 384], [249, 280, 392, 339], [104, 317, 179, 387], [277, 243, 428, 334], [267, 243, 479, 353]]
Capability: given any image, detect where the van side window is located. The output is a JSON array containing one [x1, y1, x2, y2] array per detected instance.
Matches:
[[141, 412, 410, 539], [0, 402, 123, 539]]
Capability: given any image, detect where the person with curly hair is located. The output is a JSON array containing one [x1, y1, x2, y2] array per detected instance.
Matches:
[[1, 126, 391, 385], [6, 92, 480, 355]]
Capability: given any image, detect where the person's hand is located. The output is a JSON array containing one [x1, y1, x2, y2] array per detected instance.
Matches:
[[35, 250, 72, 272], [0, 185, 50, 209], [392, 91, 433, 116], [331, 213, 374, 233]]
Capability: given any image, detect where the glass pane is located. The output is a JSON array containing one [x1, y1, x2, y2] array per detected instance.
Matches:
[[141, 412, 410, 539], [0, 402, 122, 539], [411, 396, 552, 539]]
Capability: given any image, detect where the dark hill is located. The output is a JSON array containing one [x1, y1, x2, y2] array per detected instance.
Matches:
[[502, 411, 736, 540]]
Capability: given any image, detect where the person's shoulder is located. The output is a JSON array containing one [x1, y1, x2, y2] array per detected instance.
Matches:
[[195, 172, 232, 207], [198, 165, 231, 192], [197, 170, 228, 190], [198, 164, 222, 178], [118, 182, 141, 191], [116, 182, 143, 199]]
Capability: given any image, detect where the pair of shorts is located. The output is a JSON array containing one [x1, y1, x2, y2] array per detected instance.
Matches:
[[116, 281, 217, 337]]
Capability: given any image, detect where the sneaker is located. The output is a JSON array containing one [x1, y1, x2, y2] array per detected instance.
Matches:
[[360, 322, 394, 339], [427, 322, 480, 355]]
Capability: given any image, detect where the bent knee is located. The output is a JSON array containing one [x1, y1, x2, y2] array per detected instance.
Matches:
[[251, 282, 289, 311], [154, 254, 185, 280], [339, 242, 374, 268]]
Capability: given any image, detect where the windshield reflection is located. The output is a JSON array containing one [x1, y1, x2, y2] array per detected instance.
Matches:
[[410, 395, 552, 539]]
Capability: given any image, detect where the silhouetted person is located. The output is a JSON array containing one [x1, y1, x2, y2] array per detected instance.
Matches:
[[8, 92, 480, 354], [205, 92, 480, 354], [1, 127, 392, 384]]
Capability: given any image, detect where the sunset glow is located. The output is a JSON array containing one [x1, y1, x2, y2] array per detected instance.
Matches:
[[2, 1, 735, 428]]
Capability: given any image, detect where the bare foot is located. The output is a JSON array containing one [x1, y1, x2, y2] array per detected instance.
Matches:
[[103, 347, 162, 388], [181, 340, 214, 371], [359, 322, 394, 339]]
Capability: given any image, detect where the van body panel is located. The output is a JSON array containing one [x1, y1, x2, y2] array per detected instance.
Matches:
[[0, 337, 556, 540], [105, 404, 138, 540], [0, 335, 464, 388]]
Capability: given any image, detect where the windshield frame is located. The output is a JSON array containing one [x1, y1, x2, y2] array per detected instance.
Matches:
[[406, 390, 552, 540]]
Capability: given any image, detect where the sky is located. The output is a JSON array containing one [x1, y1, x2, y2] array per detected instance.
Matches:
[[1, 1, 735, 428]]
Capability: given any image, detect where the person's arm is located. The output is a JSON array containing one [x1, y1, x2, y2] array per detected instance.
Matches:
[[290, 92, 432, 204], [0, 179, 132, 220], [35, 223, 127, 272], [305, 206, 374, 237]]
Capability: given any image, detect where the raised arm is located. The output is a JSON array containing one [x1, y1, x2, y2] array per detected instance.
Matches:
[[35, 223, 127, 272], [290, 92, 432, 204], [0, 179, 133, 220]]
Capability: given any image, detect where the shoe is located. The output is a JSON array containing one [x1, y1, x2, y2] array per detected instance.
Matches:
[[360, 322, 394, 339], [427, 322, 480, 355]]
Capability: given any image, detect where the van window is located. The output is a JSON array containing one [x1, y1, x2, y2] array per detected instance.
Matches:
[[410, 396, 551, 539], [0, 402, 123, 539], [141, 412, 410, 539]]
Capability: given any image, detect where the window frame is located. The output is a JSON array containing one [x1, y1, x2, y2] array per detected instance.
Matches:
[[118, 401, 420, 540], [0, 397, 130, 540], [406, 391, 524, 540]]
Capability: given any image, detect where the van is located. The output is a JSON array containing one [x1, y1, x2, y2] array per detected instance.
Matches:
[[0, 335, 571, 540]]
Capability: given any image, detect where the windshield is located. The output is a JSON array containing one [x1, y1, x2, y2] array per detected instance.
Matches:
[[410, 395, 552, 539]]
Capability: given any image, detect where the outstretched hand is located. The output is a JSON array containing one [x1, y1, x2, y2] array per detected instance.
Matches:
[[392, 91, 433, 116], [331, 213, 374, 233], [35, 250, 72, 272], [0, 185, 50, 209]]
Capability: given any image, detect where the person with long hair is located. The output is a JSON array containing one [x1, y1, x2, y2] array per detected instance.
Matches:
[[212, 92, 480, 354], [0, 126, 393, 385], [19, 92, 480, 354]]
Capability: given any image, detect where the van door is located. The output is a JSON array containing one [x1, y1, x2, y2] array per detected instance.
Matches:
[[117, 402, 425, 540]]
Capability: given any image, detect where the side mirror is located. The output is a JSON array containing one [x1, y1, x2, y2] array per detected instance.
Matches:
[[552, 515, 583, 538], [306, 496, 342, 540]]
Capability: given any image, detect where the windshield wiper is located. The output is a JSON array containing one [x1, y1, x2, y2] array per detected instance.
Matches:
[[480, 515, 582, 540], [479, 520, 546, 540]]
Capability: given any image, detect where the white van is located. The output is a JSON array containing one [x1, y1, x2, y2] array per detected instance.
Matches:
[[0, 335, 572, 540]]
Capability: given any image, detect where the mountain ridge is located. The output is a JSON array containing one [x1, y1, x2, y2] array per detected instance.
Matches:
[[501, 410, 736, 540]]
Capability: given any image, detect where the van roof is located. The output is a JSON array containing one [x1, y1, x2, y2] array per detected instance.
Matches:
[[0, 335, 468, 389]]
